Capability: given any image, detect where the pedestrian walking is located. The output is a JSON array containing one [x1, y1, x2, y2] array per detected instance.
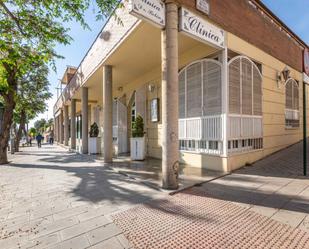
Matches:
[[49, 130, 54, 145], [36, 133, 43, 148]]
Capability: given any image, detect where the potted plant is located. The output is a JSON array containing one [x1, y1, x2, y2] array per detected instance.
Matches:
[[88, 122, 101, 154], [130, 114, 146, 160]]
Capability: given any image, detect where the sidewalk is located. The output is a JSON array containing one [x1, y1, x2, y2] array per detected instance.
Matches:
[[1, 142, 309, 248], [113, 142, 309, 248], [1, 144, 166, 249]]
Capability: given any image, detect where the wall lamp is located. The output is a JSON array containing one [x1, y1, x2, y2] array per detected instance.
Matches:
[[148, 84, 156, 92], [277, 66, 291, 88]]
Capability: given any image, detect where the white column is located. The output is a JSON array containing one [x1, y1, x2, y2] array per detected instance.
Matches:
[[161, 1, 179, 190], [222, 47, 228, 157], [70, 99, 76, 150], [64, 105, 69, 146], [54, 116, 57, 142], [103, 65, 113, 163], [59, 110, 64, 144], [81, 87, 88, 154]]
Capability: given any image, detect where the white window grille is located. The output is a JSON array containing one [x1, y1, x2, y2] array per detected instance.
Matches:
[[285, 78, 299, 128], [178, 59, 223, 155], [112, 100, 118, 142], [228, 56, 263, 154]]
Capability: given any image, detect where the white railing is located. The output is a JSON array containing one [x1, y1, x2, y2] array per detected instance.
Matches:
[[285, 109, 299, 120], [112, 125, 118, 141], [178, 115, 224, 155], [179, 115, 223, 140], [228, 114, 263, 139], [227, 114, 263, 154]]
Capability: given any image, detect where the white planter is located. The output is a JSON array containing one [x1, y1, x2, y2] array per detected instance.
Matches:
[[130, 137, 146, 160], [88, 137, 101, 154]]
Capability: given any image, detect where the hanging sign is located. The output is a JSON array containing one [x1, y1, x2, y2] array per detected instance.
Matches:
[[196, 0, 210, 15], [304, 48, 309, 76], [128, 0, 165, 28], [179, 7, 225, 48]]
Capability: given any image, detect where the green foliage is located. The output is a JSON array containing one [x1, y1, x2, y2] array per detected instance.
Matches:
[[29, 127, 36, 136], [0, 0, 119, 159], [13, 61, 52, 124], [132, 115, 144, 138], [89, 122, 99, 137], [34, 118, 47, 134], [46, 118, 54, 128]]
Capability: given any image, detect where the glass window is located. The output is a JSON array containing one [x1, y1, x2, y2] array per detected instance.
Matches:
[[285, 79, 299, 128]]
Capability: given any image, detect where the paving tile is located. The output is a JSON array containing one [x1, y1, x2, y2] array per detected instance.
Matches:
[[116, 234, 133, 249], [29, 216, 79, 240], [298, 215, 309, 232], [89, 237, 124, 249], [249, 205, 278, 217], [87, 223, 122, 245], [60, 215, 111, 241], [271, 209, 306, 227], [77, 205, 118, 222], [47, 234, 90, 249], [25, 232, 61, 249], [53, 205, 89, 221]]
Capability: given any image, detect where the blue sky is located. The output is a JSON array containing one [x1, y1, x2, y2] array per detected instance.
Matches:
[[30, 0, 309, 127], [30, 6, 106, 126]]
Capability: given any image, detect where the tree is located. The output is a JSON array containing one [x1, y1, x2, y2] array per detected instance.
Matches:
[[29, 127, 36, 137], [34, 119, 47, 134], [46, 118, 54, 129], [0, 0, 119, 164], [13, 62, 52, 152]]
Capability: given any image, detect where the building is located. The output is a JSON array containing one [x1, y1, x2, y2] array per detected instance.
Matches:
[[53, 0, 309, 189]]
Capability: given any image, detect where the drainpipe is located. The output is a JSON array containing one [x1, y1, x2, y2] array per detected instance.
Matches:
[[303, 81, 307, 176]]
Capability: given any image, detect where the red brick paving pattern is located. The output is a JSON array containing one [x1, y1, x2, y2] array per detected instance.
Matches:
[[112, 188, 309, 249]]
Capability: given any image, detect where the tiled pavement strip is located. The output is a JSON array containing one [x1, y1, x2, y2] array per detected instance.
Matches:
[[1, 142, 309, 248]]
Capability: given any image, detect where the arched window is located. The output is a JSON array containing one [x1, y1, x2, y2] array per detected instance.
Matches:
[[228, 56, 262, 116], [179, 59, 222, 118], [285, 78, 299, 128], [228, 56, 263, 153]]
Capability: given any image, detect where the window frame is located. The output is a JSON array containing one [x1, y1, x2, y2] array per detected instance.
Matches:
[[285, 78, 300, 129], [228, 55, 263, 117], [178, 58, 223, 119]]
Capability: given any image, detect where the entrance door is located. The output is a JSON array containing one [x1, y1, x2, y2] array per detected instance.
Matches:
[[117, 101, 128, 154]]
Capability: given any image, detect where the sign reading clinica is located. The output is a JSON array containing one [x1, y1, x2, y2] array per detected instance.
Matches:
[[179, 8, 225, 49], [128, 0, 165, 28]]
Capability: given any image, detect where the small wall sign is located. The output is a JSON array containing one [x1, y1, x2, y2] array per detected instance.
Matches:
[[128, 0, 165, 28], [304, 48, 309, 76], [304, 73, 309, 85], [150, 98, 159, 122], [196, 0, 210, 15], [179, 7, 225, 49]]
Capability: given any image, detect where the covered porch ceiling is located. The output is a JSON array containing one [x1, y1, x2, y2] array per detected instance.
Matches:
[[78, 20, 219, 103]]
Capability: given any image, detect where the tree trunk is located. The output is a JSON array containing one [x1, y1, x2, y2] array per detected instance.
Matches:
[[14, 110, 26, 152], [0, 64, 17, 164], [0, 91, 15, 164]]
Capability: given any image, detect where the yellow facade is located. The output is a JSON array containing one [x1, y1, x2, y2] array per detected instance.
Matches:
[[54, 2, 308, 174]]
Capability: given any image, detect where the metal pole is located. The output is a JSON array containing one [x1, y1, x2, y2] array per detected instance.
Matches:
[[303, 82, 307, 176]]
